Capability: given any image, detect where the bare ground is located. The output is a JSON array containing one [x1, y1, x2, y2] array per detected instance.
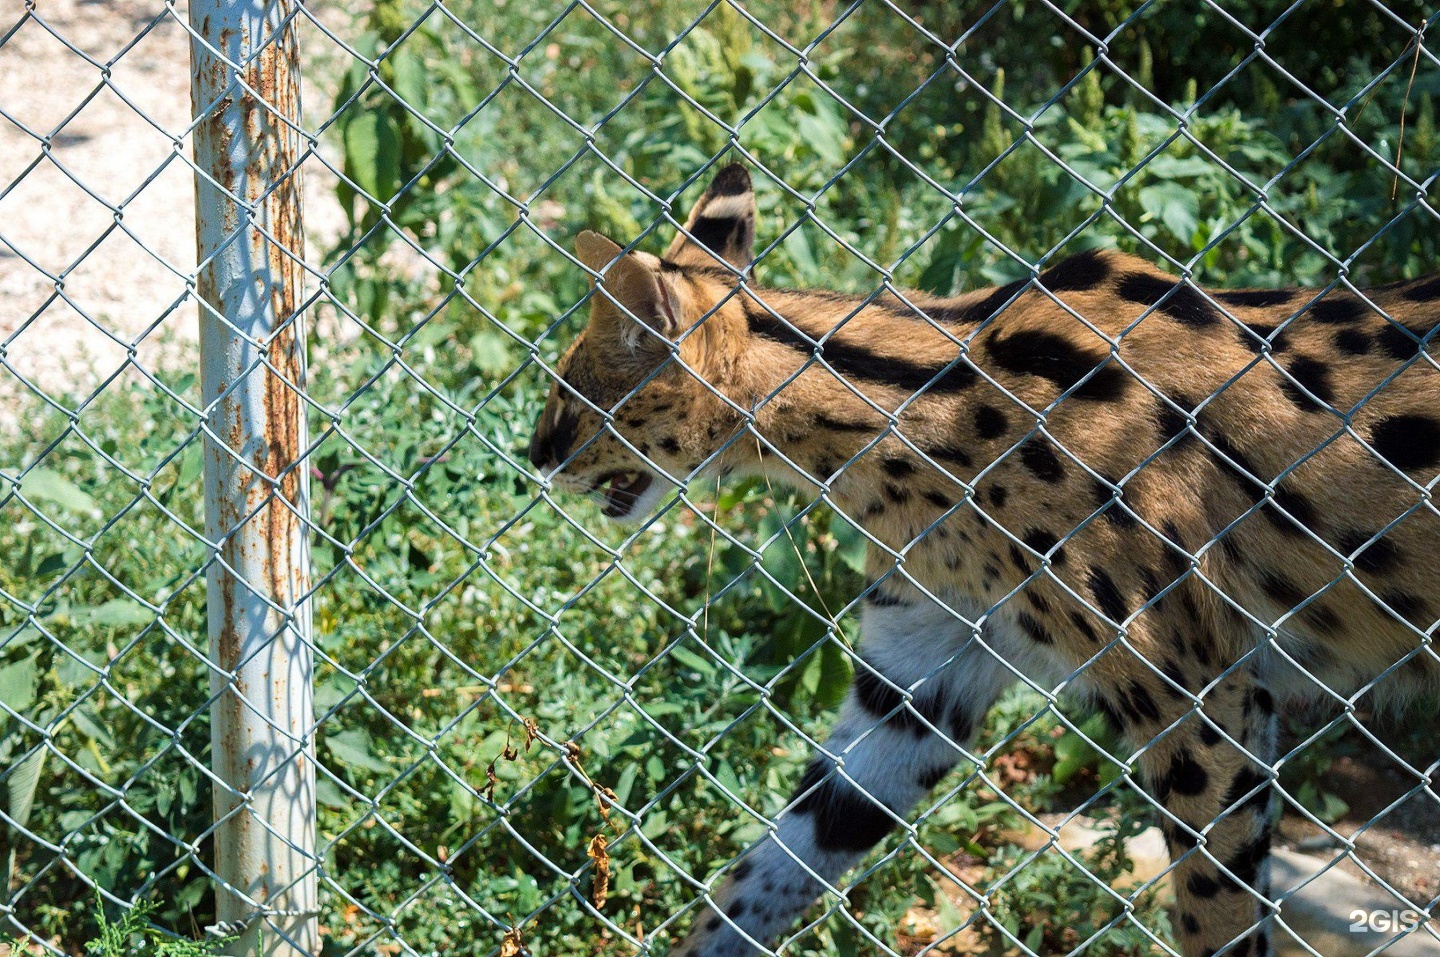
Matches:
[[0, 0, 346, 412]]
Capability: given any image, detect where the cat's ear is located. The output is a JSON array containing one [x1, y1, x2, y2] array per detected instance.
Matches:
[[575, 230, 684, 351], [662, 163, 756, 272]]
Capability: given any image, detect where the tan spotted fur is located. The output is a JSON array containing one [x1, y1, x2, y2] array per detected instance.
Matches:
[[528, 164, 1439, 957]]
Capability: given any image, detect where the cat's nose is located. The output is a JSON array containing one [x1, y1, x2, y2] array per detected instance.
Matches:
[[527, 427, 554, 471]]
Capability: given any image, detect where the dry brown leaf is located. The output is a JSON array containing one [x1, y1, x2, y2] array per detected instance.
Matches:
[[499, 925, 527, 957], [587, 833, 611, 909]]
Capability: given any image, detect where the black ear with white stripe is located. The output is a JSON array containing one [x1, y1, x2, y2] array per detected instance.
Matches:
[[663, 163, 756, 272]]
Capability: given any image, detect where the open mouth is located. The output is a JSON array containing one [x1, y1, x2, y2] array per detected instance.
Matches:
[[597, 471, 654, 517]]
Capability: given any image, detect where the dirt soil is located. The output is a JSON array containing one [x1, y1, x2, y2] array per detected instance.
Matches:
[[0, 0, 346, 411], [1275, 738, 1440, 907]]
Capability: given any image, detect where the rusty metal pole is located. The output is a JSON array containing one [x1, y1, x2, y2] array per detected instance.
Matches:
[[189, 1, 316, 955]]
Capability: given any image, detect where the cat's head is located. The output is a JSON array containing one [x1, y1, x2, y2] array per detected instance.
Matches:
[[527, 164, 757, 523]]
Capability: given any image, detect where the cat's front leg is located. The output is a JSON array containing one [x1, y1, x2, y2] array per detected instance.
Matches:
[[672, 597, 1017, 956]]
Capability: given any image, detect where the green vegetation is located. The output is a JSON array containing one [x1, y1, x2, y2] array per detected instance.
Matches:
[[3, 0, 1437, 953]]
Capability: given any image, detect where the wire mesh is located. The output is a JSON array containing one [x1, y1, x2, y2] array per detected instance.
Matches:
[[0, 1, 1437, 956]]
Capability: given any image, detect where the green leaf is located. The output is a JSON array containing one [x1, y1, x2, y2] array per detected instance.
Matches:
[[325, 727, 390, 774], [79, 598, 154, 628], [4, 746, 45, 827], [343, 109, 402, 202], [1139, 182, 1199, 243], [34, 551, 70, 578], [20, 468, 98, 515], [0, 653, 39, 712]]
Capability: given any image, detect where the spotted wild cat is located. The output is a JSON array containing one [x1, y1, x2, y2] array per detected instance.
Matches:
[[527, 163, 1439, 957]]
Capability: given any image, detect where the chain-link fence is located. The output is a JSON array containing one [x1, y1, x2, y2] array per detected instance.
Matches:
[[2, 1, 1439, 956]]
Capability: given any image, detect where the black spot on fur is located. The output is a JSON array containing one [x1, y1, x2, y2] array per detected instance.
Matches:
[[1165, 752, 1210, 796], [1376, 323, 1420, 359], [747, 306, 977, 393], [725, 899, 747, 920], [1402, 275, 1440, 301], [1253, 688, 1275, 713], [853, 666, 921, 737], [1070, 611, 1101, 643], [1163, 820, 1190, 854], [1123, 680, 1161, 724], [1118, 272, 1221, 326], [1199, 722, 1222, 746], [948, 708, 974, 744], [814, 413, 883, 434], [1334, 327, 1373, 355], [866, 587, 905, 607], [1338, 531, 1400, 574], [1309, 296, 1370, 324], [1156, 403, 1190, 442], [1381, 591, 1428, 625], [924, 490, 954, 510], [1217, 289, 1295, 308], [918, 765, 950, 790], [882, 457, 917, 479], [1019, 437, 1066, 483], [1224, 766, 1270, 816], [926, 444, 974, 469], [1092, 477, 1136, 528], [1259, 572, 1307, 611], [658, 435, 681, 455], [1190, 634, 1214, 668], [1181, 913, 1201, 935], [1266, 481, 1317, 535], [1161, 659, 1194, 697], [974, 404, 1010, 439], [884, 482, 911, 505], [730, 859, 753, 882], [796, 767, 898, 852], [987, 485, 1008, 508], [1208, 433, 1268, 487], [1022, 529, 1064, 565], [1162, 523, 1192, 576], [1017, 612, 1055, 645], [1187, 872, 1222, 898], [1304, 602, 1342, 634], [1369, 414, 1440, 472], [985, 328, 1128, 401], [1089, 568, 1128, 622], [1008, 542, 1031, 573], [1223, 833, 1271, 888], [1238, 321, 1279, 354], [1279, 356, 1335, 410], [1038, 249, 1112, 291], [932, 279, 1029, 325]]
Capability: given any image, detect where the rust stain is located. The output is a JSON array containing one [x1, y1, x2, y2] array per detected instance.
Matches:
[[194, 9, 307, 609]]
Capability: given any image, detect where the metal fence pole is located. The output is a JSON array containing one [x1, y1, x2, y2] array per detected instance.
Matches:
[[188, 1, 316, 955]]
